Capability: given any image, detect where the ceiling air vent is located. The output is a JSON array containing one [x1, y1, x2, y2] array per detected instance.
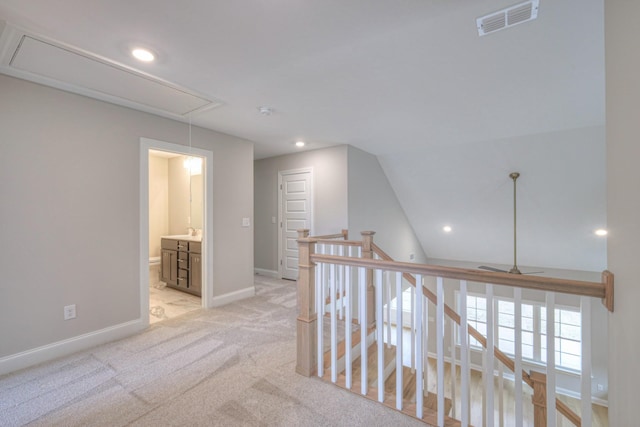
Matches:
[[477, 0, 539, 37]]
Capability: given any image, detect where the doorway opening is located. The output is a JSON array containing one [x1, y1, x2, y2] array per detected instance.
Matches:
[[140, 137, 214, 327]]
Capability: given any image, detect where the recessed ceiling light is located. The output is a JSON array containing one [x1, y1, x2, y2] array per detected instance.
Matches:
[[595, 229, 608, 236], [443, 225, 452, 233], [295, 141, 305, 147], [132, 48, 155, 62], [258, 106, 274, 115]]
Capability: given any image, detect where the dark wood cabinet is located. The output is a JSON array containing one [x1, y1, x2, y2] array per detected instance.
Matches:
[[160, 237, 201, 296]]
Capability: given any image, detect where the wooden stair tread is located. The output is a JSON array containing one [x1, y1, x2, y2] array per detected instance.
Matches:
[[384, 365, 415, 401], [385, 366, 453, 416], [321, 337, 461, 425], [324, 289, 347, 305], [322, 326, 373, 369], [320, 370, 462, 427]]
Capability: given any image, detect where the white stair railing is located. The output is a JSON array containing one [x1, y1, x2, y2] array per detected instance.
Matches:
[[297, 230, 613, 427]]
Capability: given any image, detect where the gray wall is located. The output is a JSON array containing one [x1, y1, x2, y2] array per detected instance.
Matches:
[[149, 155, 169, 258], [0, 74, 254, 361], [347, 146, 427, 263], [254, 144, 427, 273], [254, 146, 348, 273], [606, 1, 640, 424]]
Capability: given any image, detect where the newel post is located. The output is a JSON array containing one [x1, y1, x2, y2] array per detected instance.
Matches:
[[297, 229, 310, 239], [361, 231, 376, 329], [296, 237, 317, 377], [530, 371, 548, 427]]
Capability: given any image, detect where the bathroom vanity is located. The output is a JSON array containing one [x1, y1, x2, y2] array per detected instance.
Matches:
[[160, 236, 202, 296]]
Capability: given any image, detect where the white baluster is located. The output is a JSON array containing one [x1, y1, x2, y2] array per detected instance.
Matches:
[[416, 274, 424, 420], [514, 287, 523, 427], [460, 280, 470, 427], [330, 263, 337, 383], [581, 296, 592, 427], [345, 265, 352, 390], [387, 272, 392, 349], [395, 271, 403, 410], [352, 247, 363, 325], [377, 269, 385, 403], [359, 267, 368, 396], [498, 362, 504, 427], [411, 284, 416, 372], [485, 284, 495, 427], [450, 316, 457, 419], [338, 245, 344, 321], [317, 260, 324, 378], [437, 277, 445, 427], [424, 287, 429, 402], [546, 292, 557, 425]]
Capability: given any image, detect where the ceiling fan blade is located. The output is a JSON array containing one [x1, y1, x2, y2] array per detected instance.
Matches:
[[479, 265, 545, 275], [478, 265, 509, 273]]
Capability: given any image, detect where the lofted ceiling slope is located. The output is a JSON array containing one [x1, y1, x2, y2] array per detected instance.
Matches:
[[0, 0, 606, 271]]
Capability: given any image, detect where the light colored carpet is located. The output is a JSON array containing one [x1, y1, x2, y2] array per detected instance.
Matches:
[[0, 275, 423, 427]]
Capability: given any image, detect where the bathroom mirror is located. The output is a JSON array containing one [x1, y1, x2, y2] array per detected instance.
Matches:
[[149, 150, 204, 240]]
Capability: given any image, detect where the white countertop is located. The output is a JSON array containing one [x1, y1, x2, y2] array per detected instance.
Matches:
[[161, 234, 202, 242]]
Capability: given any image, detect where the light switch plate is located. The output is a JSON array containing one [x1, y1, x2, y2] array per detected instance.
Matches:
[[64, 304, 76, 320]]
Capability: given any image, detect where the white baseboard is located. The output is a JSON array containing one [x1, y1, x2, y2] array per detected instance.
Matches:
[[0, 319, 145, 376], [210, 286, 255, 307], [254, 268, 279, 278]]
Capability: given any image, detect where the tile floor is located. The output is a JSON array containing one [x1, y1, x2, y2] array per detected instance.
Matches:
[[148, 265, 201, 324]]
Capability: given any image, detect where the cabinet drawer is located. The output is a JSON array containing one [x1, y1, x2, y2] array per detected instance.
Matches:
[[161, 238, 178, 250], [178, 268, 189, 279], [177, 251, 188, 268], [190, 242, 201, 254], [177, 241, 190, 251]]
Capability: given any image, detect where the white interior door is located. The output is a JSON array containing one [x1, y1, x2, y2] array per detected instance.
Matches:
[[280, 170, 312, 280]]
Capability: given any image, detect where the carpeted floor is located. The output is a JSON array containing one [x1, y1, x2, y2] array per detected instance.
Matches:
[[0, 275, 423, 427]]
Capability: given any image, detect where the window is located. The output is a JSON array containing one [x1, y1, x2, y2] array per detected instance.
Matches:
[[541, 307, 582, 371], [459, 293, 581, 371], [467, 295, 487, 347]]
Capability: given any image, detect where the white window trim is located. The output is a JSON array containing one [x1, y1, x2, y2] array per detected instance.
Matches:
[[455, 291, 582, 373]]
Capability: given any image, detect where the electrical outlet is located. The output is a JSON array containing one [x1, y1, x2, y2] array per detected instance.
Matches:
[[409, 253, 415, 261], [242, 217, 250, 227], [597, 384, 605, 392], [64, 304, 76, 320]]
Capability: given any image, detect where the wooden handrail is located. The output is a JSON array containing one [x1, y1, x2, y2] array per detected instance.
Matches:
[[369, 244, 534, 387], [316, 239, 363, 247], [309, 250, 612, 304], [308, 229, 349, 240], [370, 243, 585, 426], [296, 232, 610, 426]]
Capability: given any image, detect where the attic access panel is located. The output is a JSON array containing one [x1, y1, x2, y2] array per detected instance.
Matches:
[[0, 22, 222, 118]]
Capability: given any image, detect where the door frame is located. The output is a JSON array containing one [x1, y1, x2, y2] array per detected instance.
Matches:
[[278, 167, 313, 279], [139, 137, 214, 327]]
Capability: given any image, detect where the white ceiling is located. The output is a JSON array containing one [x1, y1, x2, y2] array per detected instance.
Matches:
[[0, 0, 607, 271]]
